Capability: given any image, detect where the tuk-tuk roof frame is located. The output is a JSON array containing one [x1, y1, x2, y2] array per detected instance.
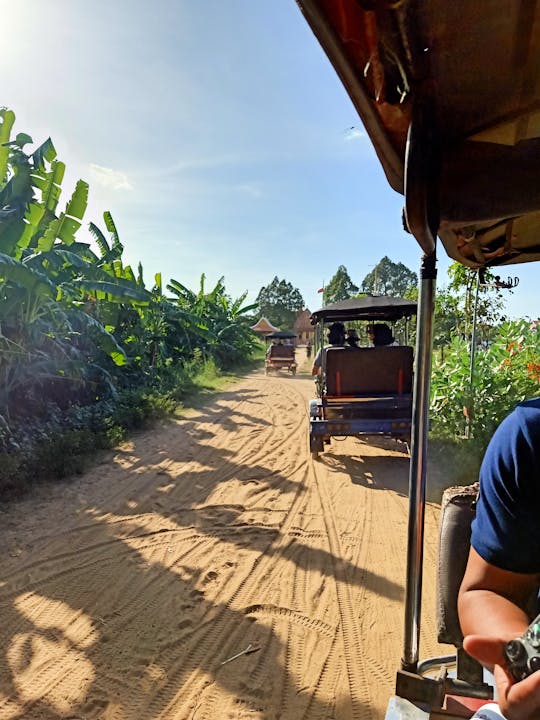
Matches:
[[295, 0, 540, 270], [310, 295, 417, 324], [265, 330, 297, 339]]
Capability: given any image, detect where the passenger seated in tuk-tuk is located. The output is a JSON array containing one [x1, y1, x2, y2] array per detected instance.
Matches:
[[346, 328, 359, 347], [367, 323, 397, 346], [266, 340, 280, 357], [267, 340, 293, 359], [311, 322, 345, 375], [458, 398, 540, 720]]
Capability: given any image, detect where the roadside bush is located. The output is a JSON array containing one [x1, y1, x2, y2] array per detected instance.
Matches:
[[430, 319, 540, 458], [0, 351, 260, 501]]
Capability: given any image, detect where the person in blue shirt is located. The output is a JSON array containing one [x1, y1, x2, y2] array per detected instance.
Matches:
[[458, 398, 540, 720]]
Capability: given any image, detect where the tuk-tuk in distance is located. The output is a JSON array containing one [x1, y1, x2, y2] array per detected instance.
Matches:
[[294, 1, 540, 718], [309, 296, 417, 457], [264, 330, 297, 375]]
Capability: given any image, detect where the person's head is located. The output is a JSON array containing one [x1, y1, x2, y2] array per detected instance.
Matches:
[[368, 323, 394, 346], [327, 322, 345, 345], [346, 328, 359, 347]]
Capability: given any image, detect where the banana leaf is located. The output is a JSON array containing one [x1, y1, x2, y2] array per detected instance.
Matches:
[[68, 308, 127, 366], [0, 109, 16, 187], [0, 252, 56, 295], [31, 160, 65, 214], [17, 202, 46, 249], [32, 137, 56, 171], [64, 179, 88, 221], [69, 279, 150, 303], [103, 211, 123, 259]]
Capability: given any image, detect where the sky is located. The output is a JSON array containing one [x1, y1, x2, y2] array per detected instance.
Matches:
[[1, 0, 537, 318]]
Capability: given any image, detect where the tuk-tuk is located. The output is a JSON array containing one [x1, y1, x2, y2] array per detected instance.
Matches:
[[309, 296, 417, 458], [295, 1, 540, 717], [265, 330, 297, 375]]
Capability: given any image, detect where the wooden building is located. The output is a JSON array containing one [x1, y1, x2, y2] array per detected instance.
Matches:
[[293, 310, 315, 346]]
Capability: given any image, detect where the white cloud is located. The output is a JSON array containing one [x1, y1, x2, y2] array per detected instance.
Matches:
[[88, 163, 133, 191], [234, 183, 263, 198], [344, 127, 366, 141]]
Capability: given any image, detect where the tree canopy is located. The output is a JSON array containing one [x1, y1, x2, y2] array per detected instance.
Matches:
[[323, 265, 359, 305], [361, 256, 417, 297], [255, 276, 304, 329]]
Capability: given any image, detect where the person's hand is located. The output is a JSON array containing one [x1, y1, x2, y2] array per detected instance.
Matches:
[[464, 635, 540, 719]]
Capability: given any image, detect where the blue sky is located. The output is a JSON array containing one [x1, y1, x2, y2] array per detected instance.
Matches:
[[2, 0, 536, 318]]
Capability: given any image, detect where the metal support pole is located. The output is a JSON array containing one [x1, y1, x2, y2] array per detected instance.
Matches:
[[402, 251, 437, 672], [400, 98, 439, 672], [466, 271, 481, 439]]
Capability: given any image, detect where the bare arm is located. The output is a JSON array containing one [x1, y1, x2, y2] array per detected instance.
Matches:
[[459, 548, 540, 719], [312, 348, 323, 375], [459, 547, 537, 641]]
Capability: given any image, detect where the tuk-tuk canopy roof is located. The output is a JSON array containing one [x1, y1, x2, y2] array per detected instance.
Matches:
[[265, 330, 297, 339], [295, 0, 540, 270], [310, 296, 417, 324]]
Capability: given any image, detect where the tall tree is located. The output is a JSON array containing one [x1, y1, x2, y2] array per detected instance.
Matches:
[[324, 265, 358, 305], [361, 256, 417, 296], [255, 276, 304, 329]]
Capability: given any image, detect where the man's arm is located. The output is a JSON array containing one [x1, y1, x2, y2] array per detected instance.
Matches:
[[459, 548, 540, 719], [459, 547, 536, 641], [312, 348, 323, 375]]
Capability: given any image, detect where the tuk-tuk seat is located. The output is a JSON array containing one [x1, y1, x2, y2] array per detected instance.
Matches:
[[268, 344, 294, 359], [437, 484, 479, 648], [324, 346, 413, 396]]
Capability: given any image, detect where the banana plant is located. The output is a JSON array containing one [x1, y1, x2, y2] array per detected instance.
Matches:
[[167, 274, 259, 367]]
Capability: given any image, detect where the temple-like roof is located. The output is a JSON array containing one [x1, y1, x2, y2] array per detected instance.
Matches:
[[250, 317, 280, 334]]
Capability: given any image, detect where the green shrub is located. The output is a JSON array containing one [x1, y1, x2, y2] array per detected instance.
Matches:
[[430, 319, 540, 454], [0, 347, 261, 501]]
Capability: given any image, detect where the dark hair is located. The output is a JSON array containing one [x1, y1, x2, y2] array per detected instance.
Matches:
[[371, 323, 394, 346], [327, 322, 345, 345]]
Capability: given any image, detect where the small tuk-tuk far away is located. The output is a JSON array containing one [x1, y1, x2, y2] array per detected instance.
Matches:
[[309, 296, 417, 458], [265, 330, 298, 375], [294, 1, 540, 718]]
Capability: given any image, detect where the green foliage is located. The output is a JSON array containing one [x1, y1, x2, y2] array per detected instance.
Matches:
[[361, 256, 417, 297], [0, 110, 265, 498], [255, 276, 304, 329], [324, 265, 358, 305], [430, 319, 540, 453], [0, 353, 253, 500], [433, 287, 463, 348], [166, 273, 259, 369]]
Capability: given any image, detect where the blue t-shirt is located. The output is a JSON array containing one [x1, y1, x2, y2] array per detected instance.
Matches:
[[471, 398, 540, 573]]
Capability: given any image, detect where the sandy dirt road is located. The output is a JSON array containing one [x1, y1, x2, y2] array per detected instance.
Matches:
[[0, 352, 452, 720]]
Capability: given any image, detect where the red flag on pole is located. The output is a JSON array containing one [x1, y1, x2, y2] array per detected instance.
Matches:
[[317, 287, 324, 293]]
